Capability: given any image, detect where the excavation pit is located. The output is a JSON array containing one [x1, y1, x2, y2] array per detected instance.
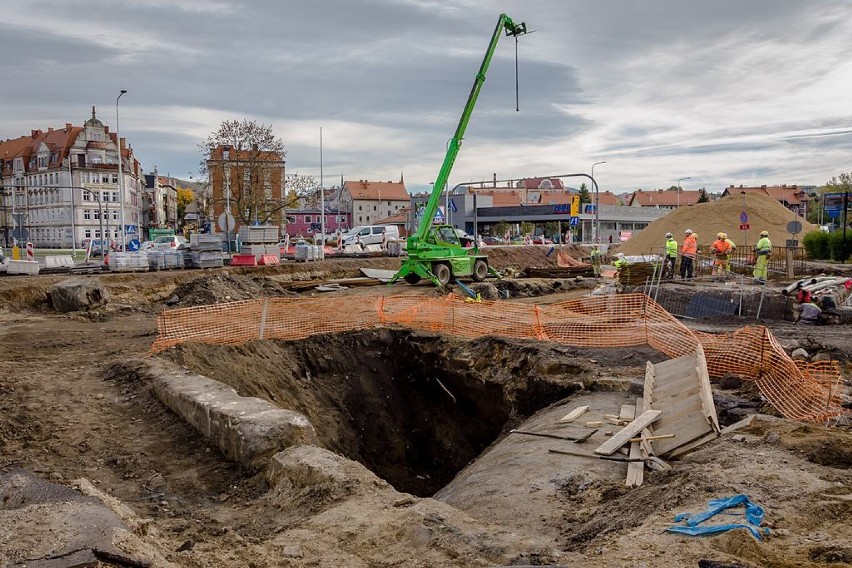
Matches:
[[162, 328, 592, 496]]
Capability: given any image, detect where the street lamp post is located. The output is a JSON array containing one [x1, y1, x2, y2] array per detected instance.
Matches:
[[116, 89, 127, 251], [676, 176, 691, 209], [222, 145, 232, 252], [591, 161, 606, 243]]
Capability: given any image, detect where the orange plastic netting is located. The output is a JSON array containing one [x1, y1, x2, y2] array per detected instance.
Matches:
[[151, 293, 846, 423]]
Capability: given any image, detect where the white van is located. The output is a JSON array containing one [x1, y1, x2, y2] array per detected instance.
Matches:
[[342, 225, 400, 247]]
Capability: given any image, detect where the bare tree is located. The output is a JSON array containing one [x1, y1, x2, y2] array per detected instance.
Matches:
[[199, 119, 292, 226]]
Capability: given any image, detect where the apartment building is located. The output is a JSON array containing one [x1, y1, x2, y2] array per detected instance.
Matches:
[[0, 107, 144, 248]]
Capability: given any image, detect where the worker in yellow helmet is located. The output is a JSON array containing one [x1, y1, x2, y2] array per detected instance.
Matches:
[[753, 230, 772, 283], [710, 232, 733, 275]]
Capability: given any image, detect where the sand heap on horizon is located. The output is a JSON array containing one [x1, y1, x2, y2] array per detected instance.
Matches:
[[618, 192, 815, 255]]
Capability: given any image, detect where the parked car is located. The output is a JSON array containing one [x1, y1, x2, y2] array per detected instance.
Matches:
[[153, 235, 188, 251], [481, 236, 504, 246], [533, 235, 553, 245], [342, 225, 400, 247]]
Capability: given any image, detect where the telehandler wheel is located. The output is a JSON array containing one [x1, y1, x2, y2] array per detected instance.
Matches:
[[433, 263, 452, 287], [404, 273, 421, 284], [472, 259, 488, 281]]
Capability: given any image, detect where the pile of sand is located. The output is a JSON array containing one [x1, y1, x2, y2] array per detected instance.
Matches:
[[618, 193, 816, 255]]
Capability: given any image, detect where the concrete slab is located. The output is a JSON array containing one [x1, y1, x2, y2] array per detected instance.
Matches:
[[113, 359, 318, 472]]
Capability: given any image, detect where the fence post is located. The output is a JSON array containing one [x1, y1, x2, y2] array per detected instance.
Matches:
[[785, 247, 795, 279], [258, 298, 269, 340], [533, 305, 546, 340]]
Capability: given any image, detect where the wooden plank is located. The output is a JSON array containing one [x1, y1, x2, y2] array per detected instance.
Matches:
[[667, 430, 721, 459], [594, 410, 662, 456], [653, 354, 699, 377], [558, 405, 589, 423], [619, 404, 636, 421], [694, 344, 721, 433], [626, 398, 646, 487], [643, 361, 656, 411], [650, 369, 700, 395]]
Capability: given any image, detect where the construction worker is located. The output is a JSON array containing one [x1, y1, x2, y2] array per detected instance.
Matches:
[[796, 294, 822, 325], [680, 229, 697, 279], [590, 245, 602, 276], [613, 252, 629, 275], [710, 232, 733, 275], [753, 230, 772, 283], [664, 232, 678, 279]]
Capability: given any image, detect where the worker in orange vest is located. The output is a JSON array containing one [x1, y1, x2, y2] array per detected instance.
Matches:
[[710, 232, 733, 275], [680, 229, 697, 279]]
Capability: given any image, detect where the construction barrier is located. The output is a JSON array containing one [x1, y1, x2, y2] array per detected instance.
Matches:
[[151, 293, 847, 424]]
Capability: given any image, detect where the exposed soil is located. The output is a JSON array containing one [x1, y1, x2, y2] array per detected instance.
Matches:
[[1, 255, 850, 567], [618, 192, 817, 255]]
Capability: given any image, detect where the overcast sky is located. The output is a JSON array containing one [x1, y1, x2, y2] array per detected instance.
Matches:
[[2, 0, 852, 194]]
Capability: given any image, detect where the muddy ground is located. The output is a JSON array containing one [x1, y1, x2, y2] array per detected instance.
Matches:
[[0, 252, 850, 567]]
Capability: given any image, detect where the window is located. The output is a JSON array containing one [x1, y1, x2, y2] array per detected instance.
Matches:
[[112, 211, 118, 221], [102, 174, 110, 184], [84, 210, 91, 220], [82, 190, 92, 202], [111, 174, 118, 184], [94, 210, 100, 220], [84, 229, 91, 239], [358, 216, 362, 223], [111, 192, 118, 202], [304, 215, 312, 223], [358, 205, 362, 211], [373, 205, 377, 211]]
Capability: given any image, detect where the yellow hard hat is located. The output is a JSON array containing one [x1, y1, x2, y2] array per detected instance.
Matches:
[[721, 232, 727, 239], [717, 232, 723, 238], [760, 230, 769, 237]]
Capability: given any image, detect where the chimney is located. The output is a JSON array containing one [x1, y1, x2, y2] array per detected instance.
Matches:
[[493, 173, 497, 187], [31, 129, 40, 137], [66, 123, 72, 130]]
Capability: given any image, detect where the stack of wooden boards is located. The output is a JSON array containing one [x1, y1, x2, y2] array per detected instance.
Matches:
[[559, 345, 721, 487], [616, 261, 656, 286]]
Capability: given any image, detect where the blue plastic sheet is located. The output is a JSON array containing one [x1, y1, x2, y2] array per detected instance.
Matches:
[[666, 494, 770, 540]]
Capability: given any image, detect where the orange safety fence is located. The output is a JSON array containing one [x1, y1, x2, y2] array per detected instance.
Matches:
[[151, 293, 847, 424]]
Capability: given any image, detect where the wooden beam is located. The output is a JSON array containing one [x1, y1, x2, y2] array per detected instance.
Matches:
[[594, 410, 662, 456], [558, 405, 589, 423]]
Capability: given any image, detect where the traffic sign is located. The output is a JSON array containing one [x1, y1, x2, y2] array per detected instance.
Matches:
[[569, 216, 579, 226], [217, 212, 235, 233], [433, 206, 445, 223], [739, 210, 749, 224], [739, 223, 750, 231], [125, 224, 138, 235], [449, 200, 457, 213], [786, 220, 803, 235]]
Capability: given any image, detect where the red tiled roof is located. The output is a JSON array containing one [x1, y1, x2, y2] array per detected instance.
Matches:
[[0, 125, 84, 175], [722, 185, 808, 205], [597, 191, 621, 206], [344, 180, 409, 201], [376, 207, 410, 225], [628, 189, 701, 207], [517, 177, 565, 190]]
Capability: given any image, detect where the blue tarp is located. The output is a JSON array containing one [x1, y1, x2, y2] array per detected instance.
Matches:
[[666, 494, 770, 540]]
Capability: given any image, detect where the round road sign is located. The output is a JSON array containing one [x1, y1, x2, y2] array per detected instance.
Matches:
[[217, 212, 236, 233], [740, 210, 749, 224], [786, 220, 803, 235]]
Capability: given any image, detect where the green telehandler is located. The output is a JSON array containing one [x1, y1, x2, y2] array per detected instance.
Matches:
[[390, 13, 528, 287]]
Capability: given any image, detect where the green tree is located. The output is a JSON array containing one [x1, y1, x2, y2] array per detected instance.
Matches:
[[697, 187, 710, 203], [176, 186, 194, 223], [578, 183, 591, 204], [520, 221, 535, 235], [493, 221, 509, 239]]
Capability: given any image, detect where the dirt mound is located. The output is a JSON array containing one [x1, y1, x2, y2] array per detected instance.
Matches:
[[484, 244, 588, 269], [619, 193, 816, 255], [171, 273, 293, 306]]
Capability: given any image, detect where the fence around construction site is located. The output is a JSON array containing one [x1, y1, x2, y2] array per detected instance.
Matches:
[[152, 292, 846, 425], [634, 247, 808, 321]]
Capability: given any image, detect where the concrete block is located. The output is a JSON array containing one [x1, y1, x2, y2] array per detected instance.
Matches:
[[44, 255, 76, 268], [114, 359, 317, 472], [6, 260, 40, 275], [265, 445, 384, 489]]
